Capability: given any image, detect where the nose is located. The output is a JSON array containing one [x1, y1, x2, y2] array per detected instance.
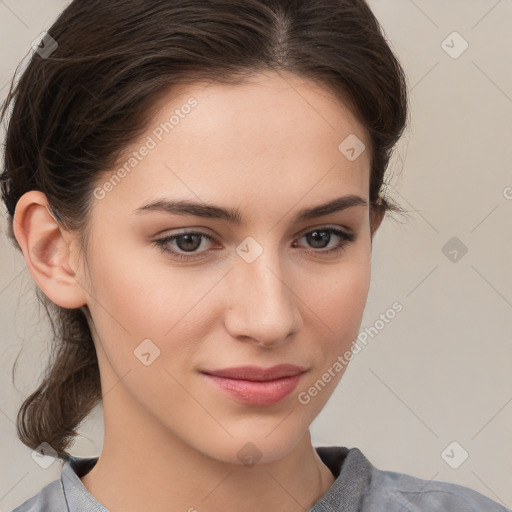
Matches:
[[223, 250, 301, 347]]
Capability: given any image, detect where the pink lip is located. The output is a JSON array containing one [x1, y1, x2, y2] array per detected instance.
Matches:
[[203, 364, 306, 381], [201, 364, 307, 406]]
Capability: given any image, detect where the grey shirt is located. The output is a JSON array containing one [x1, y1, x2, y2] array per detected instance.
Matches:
[[10, 446, 510, 512]]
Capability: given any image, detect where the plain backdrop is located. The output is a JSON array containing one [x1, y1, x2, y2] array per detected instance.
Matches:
[[0, 1, 511, 510]]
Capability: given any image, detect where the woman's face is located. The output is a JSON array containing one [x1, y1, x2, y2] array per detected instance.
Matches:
[[75, 70, 379, 465]]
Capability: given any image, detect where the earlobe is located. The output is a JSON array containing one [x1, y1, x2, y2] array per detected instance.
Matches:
[[12, 190, 88, 309]]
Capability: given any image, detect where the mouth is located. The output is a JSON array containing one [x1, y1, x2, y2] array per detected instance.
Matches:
[[200, 364, 308, 406], [202, 364, 307, 381]]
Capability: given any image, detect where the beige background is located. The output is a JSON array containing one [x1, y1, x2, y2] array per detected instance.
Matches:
[[1, 0, 511, 510]]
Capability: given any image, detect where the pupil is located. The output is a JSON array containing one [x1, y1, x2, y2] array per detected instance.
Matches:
[[308, 230, 329, 249], [178, 234, 201, 252]]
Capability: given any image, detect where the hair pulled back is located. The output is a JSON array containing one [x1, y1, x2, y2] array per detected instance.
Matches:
[[0, 0, 408, 457]]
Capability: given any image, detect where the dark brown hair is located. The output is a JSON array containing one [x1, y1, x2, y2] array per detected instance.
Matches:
[[0, 0, 408, 457]]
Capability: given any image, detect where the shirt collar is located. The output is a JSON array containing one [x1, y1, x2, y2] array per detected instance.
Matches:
[[61, 454, 107, 511], [310, 447, 372, 511], [59, 446, 371, 512]]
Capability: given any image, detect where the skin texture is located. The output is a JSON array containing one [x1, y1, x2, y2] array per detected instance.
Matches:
[[13, 70, 384, 512]]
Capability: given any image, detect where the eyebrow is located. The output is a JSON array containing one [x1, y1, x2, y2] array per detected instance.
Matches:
[[133, 194, 367, 224]]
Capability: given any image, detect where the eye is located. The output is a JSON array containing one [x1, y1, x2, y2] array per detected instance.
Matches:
[[293, 227, 356, 257], [153, 231, 215, 261], [152, 226, 356, 261]]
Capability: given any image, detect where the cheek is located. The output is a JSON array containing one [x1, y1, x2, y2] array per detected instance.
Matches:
[[302, 248, 371, 333], [85, 235, 201, 332], [297, 250, 371, 396], [294, 252, 371, 410], [83, 237, 226, 379]]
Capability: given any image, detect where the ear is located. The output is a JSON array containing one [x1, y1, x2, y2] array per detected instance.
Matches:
[[369, 206, 385, 241], [12, 190, 88, 309]]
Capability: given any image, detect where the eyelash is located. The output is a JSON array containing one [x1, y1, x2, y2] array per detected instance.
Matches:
[[152, 227, 356, 262]]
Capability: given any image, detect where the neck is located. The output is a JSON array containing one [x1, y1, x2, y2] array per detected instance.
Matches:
[[80, 404, 335, 512]]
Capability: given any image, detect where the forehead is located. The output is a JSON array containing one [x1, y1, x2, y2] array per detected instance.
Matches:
[[155, 71, 369, 161], [96, 71, 371, 220]]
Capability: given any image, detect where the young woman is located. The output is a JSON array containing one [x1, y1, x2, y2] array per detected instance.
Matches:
[[1, 1, 508, 511]]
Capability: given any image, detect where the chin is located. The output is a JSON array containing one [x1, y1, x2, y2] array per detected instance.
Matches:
[[193, 426, 308, 467]]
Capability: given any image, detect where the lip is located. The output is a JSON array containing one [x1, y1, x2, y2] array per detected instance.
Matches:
[[203, 364, 307, 381], [201, 364, 307, 406]]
